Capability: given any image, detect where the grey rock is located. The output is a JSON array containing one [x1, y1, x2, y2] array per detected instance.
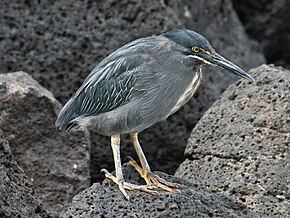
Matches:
[[0, 130, 51, 218], [175, 65, 290, 217], [0, 0, 265, 182], [0, 72, 91, 216], [66, 164, 258, 218], [233, 0, 290, 68]]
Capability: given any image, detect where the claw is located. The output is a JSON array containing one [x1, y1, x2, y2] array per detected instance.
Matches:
[[100, 168, 108, 173], [101, 168, 118, 183], [125, 156, 134, 162], [119, 182, 130, 200]]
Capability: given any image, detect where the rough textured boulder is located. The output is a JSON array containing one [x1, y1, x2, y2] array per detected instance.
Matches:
[[0, 72, 90, 216], [233, 0, 290, 68], [0, 0, 265, 182], [175, 65, 290, 217], [65, 164, 258, 218], [0, 130, 50, 218], [86, 0, 266, 182]]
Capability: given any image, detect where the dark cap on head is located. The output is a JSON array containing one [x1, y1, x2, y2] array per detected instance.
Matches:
[[163, 29, 213, 52]]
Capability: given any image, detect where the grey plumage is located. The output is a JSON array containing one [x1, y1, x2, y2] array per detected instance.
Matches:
[[56, 29, 254, 135], [56, 35, 186, 134]]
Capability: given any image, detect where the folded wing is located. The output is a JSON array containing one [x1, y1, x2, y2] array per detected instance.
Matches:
[[55, 39, 156, 131]]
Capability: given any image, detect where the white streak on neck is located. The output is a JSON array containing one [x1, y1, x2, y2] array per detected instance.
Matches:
[[169, 66, 203, 115]]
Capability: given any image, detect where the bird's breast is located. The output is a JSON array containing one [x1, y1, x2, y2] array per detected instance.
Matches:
[[169, 66, 203, 115]]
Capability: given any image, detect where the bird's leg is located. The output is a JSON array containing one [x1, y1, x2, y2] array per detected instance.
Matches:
[[129, 133, 181, 194], [106, 134, 129, 199], [101, 134, 159, 200]]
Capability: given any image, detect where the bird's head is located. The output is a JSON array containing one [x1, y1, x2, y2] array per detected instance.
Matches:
[[163, 29, 254, 82]]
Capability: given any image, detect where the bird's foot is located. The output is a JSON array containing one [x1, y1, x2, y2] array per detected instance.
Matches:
[[127, 157, 181, 194], [101, 169, 159, 200]]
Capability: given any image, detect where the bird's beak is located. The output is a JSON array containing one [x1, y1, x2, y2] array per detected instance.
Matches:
[[205, 52, 255, 82]]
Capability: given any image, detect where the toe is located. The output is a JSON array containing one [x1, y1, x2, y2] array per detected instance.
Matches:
[[146, 172, 182, 194], [153, 174, 182, 188], [119, 182, 130, 200]]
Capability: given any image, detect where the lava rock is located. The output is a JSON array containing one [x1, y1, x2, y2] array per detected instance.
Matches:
[[233, 0, 290, 68], [86, 0, 266, 182], [0, 72, 91, 216], [175, 65, 290, 217], [0, 0, 265, 182], [65, 164, 258, 218], [0, 130, 51, 218]]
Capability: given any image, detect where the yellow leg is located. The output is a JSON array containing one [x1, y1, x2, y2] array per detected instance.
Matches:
[[129, 133, 181, 194], [110, 134, 129, 199], [101, 169, 159, 196], [101, 134, 159, 200]]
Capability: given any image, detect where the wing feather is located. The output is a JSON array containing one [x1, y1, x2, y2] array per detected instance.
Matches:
[[55, 37, 161, 131]]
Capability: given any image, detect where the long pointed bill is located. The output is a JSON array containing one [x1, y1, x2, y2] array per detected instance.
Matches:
[[209, 52, 255, 82]]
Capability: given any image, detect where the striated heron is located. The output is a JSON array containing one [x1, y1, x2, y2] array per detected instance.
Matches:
[[56, 29, 254, 199]]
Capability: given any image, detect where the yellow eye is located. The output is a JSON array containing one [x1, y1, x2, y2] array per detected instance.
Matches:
[[193, 47, 200, 53]]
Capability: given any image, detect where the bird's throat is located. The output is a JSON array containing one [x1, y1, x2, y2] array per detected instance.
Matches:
[[169, 66, 203, 115]]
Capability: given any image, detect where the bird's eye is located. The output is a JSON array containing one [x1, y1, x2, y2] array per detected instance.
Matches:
[[193, 47, 200, 53]]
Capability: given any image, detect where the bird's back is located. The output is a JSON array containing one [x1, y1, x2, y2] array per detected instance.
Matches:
[[55, 36, 168, 132]]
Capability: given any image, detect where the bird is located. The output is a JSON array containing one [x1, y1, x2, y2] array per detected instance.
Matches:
[[55, 29, 254, 200]]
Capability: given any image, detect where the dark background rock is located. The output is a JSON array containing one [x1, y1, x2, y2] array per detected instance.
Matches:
[[0, 1, 287, 216], [0, 130, 51, 218], [233, 0, 290, 68], [90, 0, 265, 181], [0, 72, 90, 216], [66, 163, 258, 218], [175, 65, 290, 217], [0, 1, 265, 182]]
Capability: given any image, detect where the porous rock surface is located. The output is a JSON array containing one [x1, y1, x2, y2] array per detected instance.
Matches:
[[66, 164, 258, 218], [86, 0, 266, 182], [0, 130, 51, 218], [233, 0, 290, 68], [0, 0, 265, 182], [0, 72, 90, 216], [175, 65, 290, 217]]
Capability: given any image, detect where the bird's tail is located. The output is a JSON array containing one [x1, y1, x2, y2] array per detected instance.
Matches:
[[55, 98, 79, 132]]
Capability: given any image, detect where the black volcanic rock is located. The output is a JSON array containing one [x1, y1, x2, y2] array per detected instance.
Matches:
[[233, 0, 290, 68], [65, 164, 258, 218], [0, 72, 90, 216], [0, 130, 51, 218], [176, 65, 290, 217], [0, 0, 265, 183]]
